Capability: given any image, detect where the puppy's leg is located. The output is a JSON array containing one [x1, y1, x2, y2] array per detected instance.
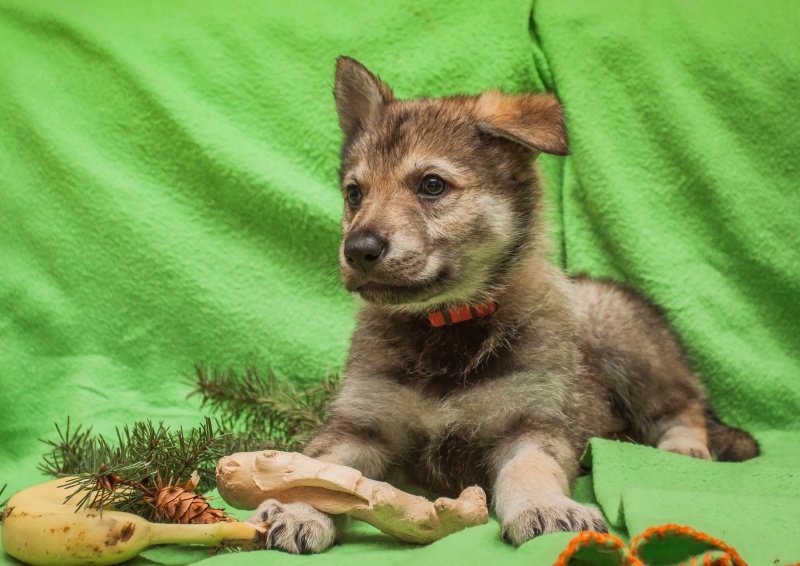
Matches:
[[654, 399, 711, 460], [491, 434, 606, 546], [574, 278, 718, 460], [304, 423, 392, 479], [247, 421, 393, 554]]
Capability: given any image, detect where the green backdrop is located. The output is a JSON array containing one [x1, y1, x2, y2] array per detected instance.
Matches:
[[1, 0, 798, 564]]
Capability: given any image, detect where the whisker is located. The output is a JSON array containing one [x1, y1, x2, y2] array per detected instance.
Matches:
[[301, 258, 348, 299]]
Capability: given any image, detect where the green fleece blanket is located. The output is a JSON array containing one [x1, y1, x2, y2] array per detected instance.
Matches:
[[1, 0, 798, 564]]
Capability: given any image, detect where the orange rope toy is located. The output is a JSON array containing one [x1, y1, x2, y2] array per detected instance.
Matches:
[[553, 524, 749, 566]]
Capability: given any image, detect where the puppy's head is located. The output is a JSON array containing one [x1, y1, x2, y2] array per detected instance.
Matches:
[[334, 57, 568, 313]]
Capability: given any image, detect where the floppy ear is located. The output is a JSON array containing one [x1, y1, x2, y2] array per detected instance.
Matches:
[[334, 56, 394, 139], [475, 91, 569, 156]]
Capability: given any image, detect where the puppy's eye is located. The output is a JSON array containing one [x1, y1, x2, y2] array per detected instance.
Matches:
[[419, 174, 448, 198], [346, 185, 362, 206]]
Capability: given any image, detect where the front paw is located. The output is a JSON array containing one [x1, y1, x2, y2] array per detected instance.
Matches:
[[247, 499, 337, 554], [501, 496, 607, 546]]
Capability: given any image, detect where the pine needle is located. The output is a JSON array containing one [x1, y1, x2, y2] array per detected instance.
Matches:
[[0, 484, 8, 521], [186, 365, 340, 451]]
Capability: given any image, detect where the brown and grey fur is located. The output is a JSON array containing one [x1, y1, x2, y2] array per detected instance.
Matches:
[[248, 57, 759, 553]]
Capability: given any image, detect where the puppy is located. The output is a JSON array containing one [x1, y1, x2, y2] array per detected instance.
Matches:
[[248, 57, 759, 553]]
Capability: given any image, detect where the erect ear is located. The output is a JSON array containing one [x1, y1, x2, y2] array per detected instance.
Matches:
[[334, 56, 394, 139], [475, 91, 569, 156]]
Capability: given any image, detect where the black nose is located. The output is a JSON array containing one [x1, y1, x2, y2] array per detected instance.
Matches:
[[344, 231, 387, 271]]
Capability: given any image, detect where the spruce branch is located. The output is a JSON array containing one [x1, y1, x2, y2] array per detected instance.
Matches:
[[39, 418, 239, 521], [35, 365, 340, 523], [187, 365, 340, 451]]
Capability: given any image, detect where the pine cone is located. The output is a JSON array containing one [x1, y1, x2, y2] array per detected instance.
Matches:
[[144, 472, 230, 524]]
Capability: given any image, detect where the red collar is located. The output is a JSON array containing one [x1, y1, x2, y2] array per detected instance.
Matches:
[[427, 300, 498, 327]]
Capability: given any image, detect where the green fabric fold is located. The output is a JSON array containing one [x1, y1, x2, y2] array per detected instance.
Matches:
[[583, 433, 800, 564], [532, 0, 800, 430]]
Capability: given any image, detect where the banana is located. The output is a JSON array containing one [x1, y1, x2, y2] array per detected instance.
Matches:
[[1, 478, 265, 566]]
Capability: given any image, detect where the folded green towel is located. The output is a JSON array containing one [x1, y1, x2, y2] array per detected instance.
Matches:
[[584, 432, 800, 565]]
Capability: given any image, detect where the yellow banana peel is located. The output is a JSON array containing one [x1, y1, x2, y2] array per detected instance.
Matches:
[[1, 478, 264, 565]]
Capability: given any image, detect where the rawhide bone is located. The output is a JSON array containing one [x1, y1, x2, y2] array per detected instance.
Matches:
[[216, 450, 488, 544]]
